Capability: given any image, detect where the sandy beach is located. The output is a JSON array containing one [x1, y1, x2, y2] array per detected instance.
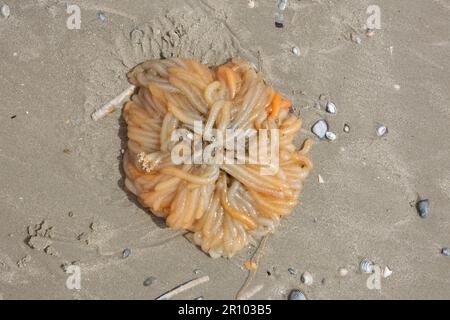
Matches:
[[0, 0, 449, 299]]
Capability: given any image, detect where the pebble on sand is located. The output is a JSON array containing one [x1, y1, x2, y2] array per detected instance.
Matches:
[[96, 11, 107, 22], [441, 248, 449, 257], [288, 289, 306, 300], [312, 119, 328, 139], [416, 199, 430, 218], [122, 248, 131, 258]]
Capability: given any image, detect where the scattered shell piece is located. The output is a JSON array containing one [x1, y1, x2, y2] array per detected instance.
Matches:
[[318, 174, 324, 184], [143, 276, 157, 287], [1, 4, 10, 18], [376, 125, 388, 137], [359, 259, 374, 274], [122, 248, 131, 259], [156, 275, 210, 300], [312, 119, 328, 139], [383, 266, 393, 278], [300, 272, 313, 286], [338, 268, 348, 277], [193, 269, 202, 275], [195, 296, 204, 300], [288, 267, 296, 275], [247, 0, 255, 8], [343, 123, 350, 133], [366, 29, 375, 37], [275, 12, 284, 28], [91, 85, 135, 121], [394, 84, 401, 90], [292, 46, 300, 56], [288, 289, 306, 300], [416, 199, 430, 218], [277, 0, 288, 11], [96, 11, 107, 22], [244, 260, 257, 271], [325, 101, 337, 114], [350, 33, 362, 44], [325, 131, 337, 141], [441, 248, 449, 257]]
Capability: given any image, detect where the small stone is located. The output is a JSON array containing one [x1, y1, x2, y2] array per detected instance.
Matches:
[[287, 267, 296, 275], [338, 268, 348, 277], [416, 199, 430, 218], [122, 248, 131, 259], [96, 11, 107, 22], [325, 101, 337, 114], [441, 248, 449, 257], [325, 131, 337, 141], [288, 289, 306, 300], [143, 276, 156, 287], [376, 125, 387, 137], [0, 4, 10, 18], [292, 46, 301, 56], [343, 123, 350, 133], [68, 211, 74, 217], [312, 119, 328, 139]]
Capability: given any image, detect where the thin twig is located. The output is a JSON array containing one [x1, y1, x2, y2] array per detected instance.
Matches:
[[91, 85, 136, 121], [156, 275, 210, 300], [236, 234, 270, 300]]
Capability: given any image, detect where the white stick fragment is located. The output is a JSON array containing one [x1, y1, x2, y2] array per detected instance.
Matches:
[[156, 275, 210, 300], [91, 85, 136, 121]]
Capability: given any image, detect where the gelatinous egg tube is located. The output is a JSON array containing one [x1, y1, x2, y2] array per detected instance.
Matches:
[[124, 58, 312, 258]]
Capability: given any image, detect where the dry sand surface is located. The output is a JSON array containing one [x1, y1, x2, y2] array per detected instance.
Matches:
[[0, 0, 449, 299]]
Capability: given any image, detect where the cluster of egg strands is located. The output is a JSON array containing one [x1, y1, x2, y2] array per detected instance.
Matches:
[[123, 58, 313, 258]]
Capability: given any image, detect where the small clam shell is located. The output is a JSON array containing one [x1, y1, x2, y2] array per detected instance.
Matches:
[[359, 259, 374, 273], [325, 101, 337, 114], [0, 4, 10, 18], [122, 248, 131, 258], [325, 131, 337, 141], [343, 123, 350, 133], [288, 289, 306, 300], [277, 0, 288, 11], [416, 199, 430, 218], [292, 46, 301, 56], [312, 119, 328, 139], [301, 271, 313, 285], [382, 266, 392, 278], [338, 268, 349, 277], [376, 125, 387, 137]]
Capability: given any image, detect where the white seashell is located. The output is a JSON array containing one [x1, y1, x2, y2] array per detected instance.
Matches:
[[0, 4, 10, 18], [292, 46, 301, 56], [343, 123, 350, 133], [383, 266, 392, 278], [359, 259, 374, 273], [325, 131, 337, 141], [301, 271, 313, 285], [325, 101, 337, 114], [247, 0, 255, 8], [312, 120, 328, 139], [376, 125, 387, 137], [318, 174, 324, 184], [394, 84, 401, 90]]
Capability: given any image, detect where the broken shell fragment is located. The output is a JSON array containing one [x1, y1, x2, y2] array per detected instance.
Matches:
[[359, 259, 374, 274], [441, 248, 449, 257], [338, 268, 349, 277], [325, 101, 337, 114], [325, 131, 337, 141], [300, 272, 313, 285], [383, 266, 393, 278], [376, 125, 387, 137], [277, 0, 288, 11], [312, 119, 328, 139], [343, 123, 350, 133], [288, 289, 306, 300], [416, 199, 430, 218], [292, 46, 301, 56]]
